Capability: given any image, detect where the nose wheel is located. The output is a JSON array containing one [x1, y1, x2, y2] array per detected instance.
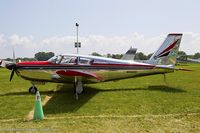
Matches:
[[29, 84, 38, 94]]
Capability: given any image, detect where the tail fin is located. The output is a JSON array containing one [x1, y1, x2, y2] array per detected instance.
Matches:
[[147, 33, 183, 66]]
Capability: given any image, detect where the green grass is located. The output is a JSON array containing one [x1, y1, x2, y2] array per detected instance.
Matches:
[[0, 63, 200, 132]]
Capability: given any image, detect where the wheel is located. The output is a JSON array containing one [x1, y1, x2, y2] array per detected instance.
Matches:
[[28, 86, 38, 94]]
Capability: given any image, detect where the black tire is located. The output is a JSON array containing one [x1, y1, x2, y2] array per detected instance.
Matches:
[[28, 86, 38, 94]]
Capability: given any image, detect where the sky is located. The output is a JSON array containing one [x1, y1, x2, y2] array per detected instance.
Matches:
[[0, 0, 200, 58]]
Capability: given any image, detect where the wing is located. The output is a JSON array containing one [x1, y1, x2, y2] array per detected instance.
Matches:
[[56, 70, 102, 81]]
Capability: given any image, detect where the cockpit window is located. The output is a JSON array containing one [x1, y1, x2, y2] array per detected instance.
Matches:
[[48, 55, 92, 65], [61, 56, 77, 64]]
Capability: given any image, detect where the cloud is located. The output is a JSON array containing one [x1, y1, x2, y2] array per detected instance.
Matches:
[[0, 34, 37, 58], [40, 36, 75, 54], [0, 32, 199, 58], [9, 34, 37, 50], [0, 34, 7, 47], [180, 32, 200, 55]]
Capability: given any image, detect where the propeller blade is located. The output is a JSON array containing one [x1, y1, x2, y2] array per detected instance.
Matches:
[[13, 48, 16, 64], [7, 63, 16, 81], [10, 69, 15, 81]]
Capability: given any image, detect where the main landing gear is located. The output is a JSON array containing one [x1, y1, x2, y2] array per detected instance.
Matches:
[[28, 83, 38, 94], [74, 81, 84, 100]]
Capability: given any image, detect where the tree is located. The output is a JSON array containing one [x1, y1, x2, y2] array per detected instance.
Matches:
[[178, 51, 187, 56], [16, 57, 36, 62], [134, 52, 148, 60], [107, 53, 112, 58], [112, 54, 123, 59], [177, 51, 187, 61], [147, 53, 153, 59], [34, 52, 55, 61], [5, 58, 12, 61], [91, 52, 102, 57], [193, 52, 200, 59], [21, 57, 36, 61]]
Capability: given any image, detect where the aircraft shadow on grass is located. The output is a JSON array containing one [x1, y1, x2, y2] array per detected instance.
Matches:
[[0, 84, 186, 114], [43, 84, 186, 115]]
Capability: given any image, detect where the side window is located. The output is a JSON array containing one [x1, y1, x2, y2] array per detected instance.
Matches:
[[60, 57, 70, 64], [69, 58, 77, 64], [79, 58, 91, 65]]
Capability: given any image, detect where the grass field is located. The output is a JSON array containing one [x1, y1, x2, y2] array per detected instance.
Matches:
[[0, 63, 200, 132]]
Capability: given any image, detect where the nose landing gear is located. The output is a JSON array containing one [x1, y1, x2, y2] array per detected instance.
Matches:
[[28, 83, 38, 94]]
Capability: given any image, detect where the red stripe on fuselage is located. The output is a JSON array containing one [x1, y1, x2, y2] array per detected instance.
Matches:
[[17, 61, 53, 65]]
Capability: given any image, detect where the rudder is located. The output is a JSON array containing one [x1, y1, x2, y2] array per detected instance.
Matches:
[[147, 33, 183, 66]]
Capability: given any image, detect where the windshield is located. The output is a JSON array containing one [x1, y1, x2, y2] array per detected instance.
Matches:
[[48, 55, 62, 64]]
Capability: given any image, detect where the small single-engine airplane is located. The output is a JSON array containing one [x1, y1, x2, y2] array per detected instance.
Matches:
[[1, 33, 185, 99]]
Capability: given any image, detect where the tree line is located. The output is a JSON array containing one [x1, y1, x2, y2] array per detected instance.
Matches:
[[5, 52, 55, 62], [4, 51, 200, 61], [92, 51, 200, 60]]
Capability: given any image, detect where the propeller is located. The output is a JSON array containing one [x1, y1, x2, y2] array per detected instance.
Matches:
[[6, 48, 17, 81], [1, 49, 18, 81], [10, 64, 17, 81]]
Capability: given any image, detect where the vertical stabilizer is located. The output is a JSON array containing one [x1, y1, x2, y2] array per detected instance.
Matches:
[[147, 33, 183, 66]]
